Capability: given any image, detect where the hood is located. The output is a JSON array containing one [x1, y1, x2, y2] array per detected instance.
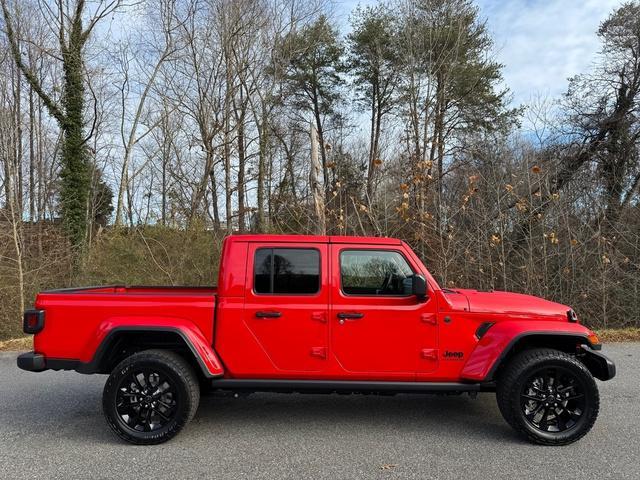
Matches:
[[444, 288, 570, 317]]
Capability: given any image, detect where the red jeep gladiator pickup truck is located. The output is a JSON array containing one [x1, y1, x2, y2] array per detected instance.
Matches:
[[18, 234, 615, 445]]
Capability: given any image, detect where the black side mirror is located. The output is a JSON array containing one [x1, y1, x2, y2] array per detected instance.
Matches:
[[412, 274, 427, 299]]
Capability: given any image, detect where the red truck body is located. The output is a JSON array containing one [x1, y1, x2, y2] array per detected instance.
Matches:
[[24, 234, 606, 382], [18, 234, 615, 445]]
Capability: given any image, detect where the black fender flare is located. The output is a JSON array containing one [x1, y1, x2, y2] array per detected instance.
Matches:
[[484, 331, 603, 381], [78, 326, 223, 378]]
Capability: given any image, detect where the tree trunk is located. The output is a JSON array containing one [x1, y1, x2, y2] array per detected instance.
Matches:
[[256, 112, 267, 232], [161, 146, 167, 226], [60, 31, 89, 245], [311, 89, 329, 199], [209, 163, 221, 230], [366, 84, 377, 201], [28, 87, 36, 222], [432, 76, 446, 231], [237, 110, 246, 233], [223, 118, 233, 234], [13, 58, 23, 216], [310, 122, 326, 235], [36, 96, 44, 221]]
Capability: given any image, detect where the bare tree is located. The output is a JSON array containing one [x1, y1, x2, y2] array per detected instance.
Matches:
[[1, 0, 125, 245], [113, 0, 182, 227]]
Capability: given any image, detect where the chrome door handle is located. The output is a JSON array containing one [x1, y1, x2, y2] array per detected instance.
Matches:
[[337, 312, 364, 320]]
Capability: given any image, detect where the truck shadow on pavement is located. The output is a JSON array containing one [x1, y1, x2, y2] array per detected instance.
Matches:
[[8, 380, 518, 445], [189, 392, 518, 444]]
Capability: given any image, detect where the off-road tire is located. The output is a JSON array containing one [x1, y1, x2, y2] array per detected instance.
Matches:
[[103, 349, 200, 445], [496, 348, 599, 446]]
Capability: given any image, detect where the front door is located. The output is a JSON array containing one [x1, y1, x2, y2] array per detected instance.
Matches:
[[244, 243, 329, 373], [330, 246, 437, 376]]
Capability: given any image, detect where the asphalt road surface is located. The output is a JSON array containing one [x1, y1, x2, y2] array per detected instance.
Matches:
[[1, 343, 638, 480]]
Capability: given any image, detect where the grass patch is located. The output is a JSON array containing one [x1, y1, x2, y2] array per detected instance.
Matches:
[[596, 328, 640, 343], [0, 336, 32, 352]]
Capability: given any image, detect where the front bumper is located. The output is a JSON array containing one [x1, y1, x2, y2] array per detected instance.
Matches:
[[17, 351, 46, 372], [579, 344, 616, 381]]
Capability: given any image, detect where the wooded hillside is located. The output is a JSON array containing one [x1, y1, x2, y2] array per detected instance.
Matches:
[[1, 0, 639, 339]]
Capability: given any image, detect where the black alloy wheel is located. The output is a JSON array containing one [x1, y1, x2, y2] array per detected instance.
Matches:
[[496, 348, 599, 445], [115, 368, 179, 433], [520, 366, 586, 433], [103, 349, 200, 445]]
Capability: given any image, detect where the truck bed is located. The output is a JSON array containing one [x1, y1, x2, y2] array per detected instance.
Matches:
[[41, 285, 218, 296], [33, 285, 217, 363]]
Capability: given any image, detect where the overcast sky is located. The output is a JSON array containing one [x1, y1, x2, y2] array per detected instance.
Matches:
[[338, 0, 624, 106]]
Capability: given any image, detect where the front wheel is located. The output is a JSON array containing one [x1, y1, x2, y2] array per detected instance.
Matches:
[[496, 348, 599, 445], [103, 349, 200, 445]]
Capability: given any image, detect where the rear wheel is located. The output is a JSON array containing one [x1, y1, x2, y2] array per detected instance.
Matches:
[[103, 349, 200, 445], [496, 348, 599, 445]]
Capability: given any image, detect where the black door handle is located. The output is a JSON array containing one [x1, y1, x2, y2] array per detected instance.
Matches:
[[255, 311, 282, 318], [337, 312, 364, 320]]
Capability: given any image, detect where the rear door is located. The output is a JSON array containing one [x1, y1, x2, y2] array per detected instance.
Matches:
[[244, 243, 329, 373], [329, 245, 437, 376]]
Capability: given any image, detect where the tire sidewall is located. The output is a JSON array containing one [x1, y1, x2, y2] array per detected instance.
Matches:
[[103, 356, 193, 444], [509, 357, 598, 444]]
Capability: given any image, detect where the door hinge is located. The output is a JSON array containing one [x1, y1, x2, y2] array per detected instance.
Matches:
[[311, 347, 327, 359], [421, 313, 437, 325], [421, 348, 438, 361], [311, 312, 327, 323]]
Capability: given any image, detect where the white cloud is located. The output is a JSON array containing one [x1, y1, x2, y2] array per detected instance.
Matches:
[[475, 0, 624, 106]]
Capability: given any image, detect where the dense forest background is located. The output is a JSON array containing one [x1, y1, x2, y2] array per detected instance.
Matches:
[[0, 0, 639, 339]]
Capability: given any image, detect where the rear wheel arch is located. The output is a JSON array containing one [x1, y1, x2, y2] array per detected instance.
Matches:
[[85, 327, 213, 380], [487, 333, 595, 382]]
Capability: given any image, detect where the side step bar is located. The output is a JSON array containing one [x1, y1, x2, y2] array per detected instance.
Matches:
[[209, 379, 491, 394]]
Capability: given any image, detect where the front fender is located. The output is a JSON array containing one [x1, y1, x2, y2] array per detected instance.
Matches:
[[83, 316, 224, 378], [460, 321, 595, 382]]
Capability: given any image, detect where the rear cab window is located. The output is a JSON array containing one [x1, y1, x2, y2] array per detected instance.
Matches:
[[254, 248, 320, 295]]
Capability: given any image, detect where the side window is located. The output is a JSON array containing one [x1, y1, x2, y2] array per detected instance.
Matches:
[[254, 248, 320, 295], [340, 250, 414, 296]]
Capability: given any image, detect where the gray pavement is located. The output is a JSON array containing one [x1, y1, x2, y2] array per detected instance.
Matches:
[[0, 343, 638, 479]]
